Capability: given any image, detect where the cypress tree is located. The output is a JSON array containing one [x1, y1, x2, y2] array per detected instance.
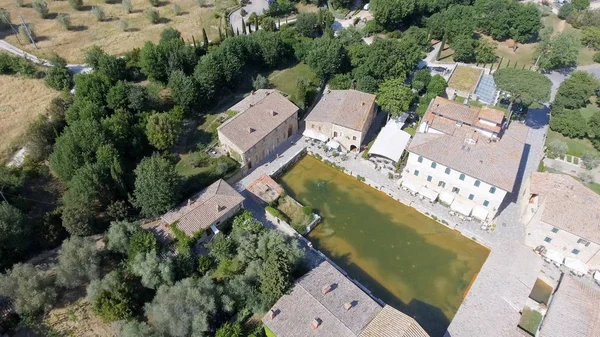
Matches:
[[236, 28, 239, 36], [202, 28, 209, 47], [242, 18, 247, 34], [254, 16, 258, 31]]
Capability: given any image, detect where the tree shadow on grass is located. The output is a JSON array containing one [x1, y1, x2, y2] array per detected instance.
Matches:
[[71, 25, 88, 32], [158, 17, 172, 24]]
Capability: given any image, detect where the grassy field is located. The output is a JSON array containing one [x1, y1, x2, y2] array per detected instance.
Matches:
[[267, 62, 319, 98], [0, 0, 236, 63], [518, 307, 542, 336], [448, 66, 482, 93], [0, 74, 58, 163], [580, 97, 600, 120], [546, 129, 599, 157]]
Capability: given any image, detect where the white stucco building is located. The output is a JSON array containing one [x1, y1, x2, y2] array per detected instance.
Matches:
[[304, 89, 377, 151], [521, 172, 600, 270], [402, 97, 528, 221]]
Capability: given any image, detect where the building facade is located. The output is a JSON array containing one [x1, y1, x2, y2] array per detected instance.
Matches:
[[521, 172, 600, 270], [305, 89, 377, 151], [218, 90, 298, 169], [402, 96, 528, 221]]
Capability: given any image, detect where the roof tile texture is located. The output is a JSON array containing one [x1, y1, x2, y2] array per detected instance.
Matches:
[[306, 89, 376, 131]]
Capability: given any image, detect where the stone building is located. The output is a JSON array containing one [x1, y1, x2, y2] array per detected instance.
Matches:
[[521, 172, 600, 270], [402, 97, 528, 221], [304, 89, 377, 151], [218, 90, 298, 169]]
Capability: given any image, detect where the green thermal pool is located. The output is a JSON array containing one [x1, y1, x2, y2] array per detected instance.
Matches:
[[278, 155, 490, 336]]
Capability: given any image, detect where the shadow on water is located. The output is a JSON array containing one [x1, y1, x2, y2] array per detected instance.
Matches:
[[278, 156, 489, 337]]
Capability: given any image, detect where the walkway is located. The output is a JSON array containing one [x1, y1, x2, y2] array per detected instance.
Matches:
[[0, 40, 89, 73]]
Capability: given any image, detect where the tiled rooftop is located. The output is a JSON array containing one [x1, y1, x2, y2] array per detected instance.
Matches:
[[306, 89, 376, 131]]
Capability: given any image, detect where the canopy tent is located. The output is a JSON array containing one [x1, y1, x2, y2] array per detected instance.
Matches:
[[368, 121, 411, 163], [401, 180, 420, 193], [564, 257, 589, 275], [419, 186, 439, 201], [545, 250, 564, 265], [326, 140, 341, 150], [303, 129, 329, 142], [439, 191, 455, 205], [594, 271, 600, 281], [451, 199, 473, 216], [472, 206, 489, 221]]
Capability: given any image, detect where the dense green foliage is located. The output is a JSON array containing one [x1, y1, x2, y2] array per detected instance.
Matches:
[[534, 31, 581, 71], [377, 78, 416, 115], [0, 202, 31, 271], [493, 68, 552, 106], [133, 155, 181, 217], [56, 236, 101, 289], [0, 263, 57, 315]]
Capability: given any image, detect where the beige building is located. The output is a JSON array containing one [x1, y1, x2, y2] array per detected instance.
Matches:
[[218, 90, 299, 169], [521, 172, 600, 270], [160, 179, 244, 238], [305, 89, 377, 151]]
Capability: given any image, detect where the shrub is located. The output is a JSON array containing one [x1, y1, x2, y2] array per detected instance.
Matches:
[[56, 13, 71, 30], [582, 151, 600, 169], [68, 0, 83, 10], [92, 6, 106, 21], [148, 0, 160, 6], [119, 19, 129, 32], [172, 3, 181, 15], [547, 139, 568, 159], [15, 0, 24, 7], [197, 0, 205, 6], [302, 206, 312, 216], [189, 151, 211, 168], [266, 206, 289, 222], [32, 0, 49, 18], [0, 8, 10, 28], [18, 24, 35, 43], [252, 74, 269, 89], [578, 171, 594, 183], [197, 255, 214, 275], [122, 0, 133, 13], [357, 175, 366, 182], [594, 52, 600, 63], [144, 8, 160, 24]]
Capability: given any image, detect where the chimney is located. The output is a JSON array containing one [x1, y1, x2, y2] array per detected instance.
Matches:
[[187, 199, 191, 206], [270, 110, 278, 116], [312, 318, 321, 329], [268, 309, 277, 320], [361, 102, 365, 106], [248, 127, 254, 133], [344, 302, 353, 311], [216, 204, 224, 212], [251, 91, 255, 95], [321, 284, 333, 294]]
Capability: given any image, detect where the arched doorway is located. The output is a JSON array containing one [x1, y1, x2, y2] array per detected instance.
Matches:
[[350, 145, 357, 152], [287, 125, 293, 138]]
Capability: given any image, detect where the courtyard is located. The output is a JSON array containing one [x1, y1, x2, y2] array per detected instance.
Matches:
[[277, 155, 490, 336]]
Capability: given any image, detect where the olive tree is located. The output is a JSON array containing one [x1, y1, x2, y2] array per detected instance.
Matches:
[[0, 263, 57, 315], [131, 251, 174, 289], [56, 236, 101, 289]]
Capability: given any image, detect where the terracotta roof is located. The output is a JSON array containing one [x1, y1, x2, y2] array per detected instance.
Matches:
[[218, 90, 298, 153], [425, 97, 504, 135], [408, 123, 528, 191], [306, 89, 376, 131], [263, 261, 383, 336], [540, 275, 600, 337], [161, 179, 244, 236], [360, 305, 430, 337], [247, 175, 284, 204], [530, 172, 600, 243]]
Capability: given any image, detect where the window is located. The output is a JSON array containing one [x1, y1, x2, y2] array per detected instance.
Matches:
[[452, 187, 460, 194], [578, 239, 590, 247], [544, 237, 552, 243], [445, 168, 451, 174], [352, 136, 357, 140], [468, 194, 475, 200], [459, 174, 465, 181], [427, 175, 432, 182], [551, 228, 559, 233], [474, 180, 481, 187], [438, 181, 446, 188], [414, 170, 419, 176], [483, 200, 489, 207], [489, 187, 496, 194], [418, 156, 423, 163], [431, 162, 437, 169], [572, 249, 580, 255]]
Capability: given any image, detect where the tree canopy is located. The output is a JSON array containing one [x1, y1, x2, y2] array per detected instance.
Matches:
[[133, 155, 181, 217], [493, 68, 552, 106], [377, 78, 416, 115]]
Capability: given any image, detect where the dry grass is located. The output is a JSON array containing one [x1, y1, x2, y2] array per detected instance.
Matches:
[[1, 0, 237, 63], [0, 74, 58, 163], [44, 298, 115, 337], [448, 65, 483, 93]]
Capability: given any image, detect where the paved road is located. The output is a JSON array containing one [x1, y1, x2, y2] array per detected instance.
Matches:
[[229, 0, 270, 33], [545, 65, 600, 101], [0, 40, 89, 73]]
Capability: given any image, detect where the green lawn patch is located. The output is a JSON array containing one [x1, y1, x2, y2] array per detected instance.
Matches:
[[264, 325, 277, 337], [518, 308, 543, 336], [546, 130, 600, 158], [448, 66, 483, 93], [580, 101, 600, 121], [276, 196, 313, 233], [404, 127, 416, 136], [587, 182, 600, 195], [268, 62, 319, 98]]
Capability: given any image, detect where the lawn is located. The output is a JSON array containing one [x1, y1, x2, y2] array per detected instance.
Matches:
[[518, 307, 543, 336], [0, 74, 58, 163], [404, 126, 416, 136], [276, 195, 313, 232], [448, 66, 483, 93], [1, 0, 237, 63], [546, 130, 600, 158], [580, 98, 600, 120], [267, 62, 319, 98]]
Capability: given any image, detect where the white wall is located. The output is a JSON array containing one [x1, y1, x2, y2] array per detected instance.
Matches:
[[403, 152, 507, 217]]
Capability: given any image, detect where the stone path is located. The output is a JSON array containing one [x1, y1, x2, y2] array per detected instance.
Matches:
[[544, 157, 600, 183]]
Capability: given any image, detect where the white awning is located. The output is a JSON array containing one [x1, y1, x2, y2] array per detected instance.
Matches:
[[368, 121, 411, 163], [594, 271, 600, 281], [439, 191, 455, 205], [564, 257, 589, 275], [419, 186, 438, 201], [472, 206, 489, 221], [303, 129, 329, 142], [402, 180, 420, 193], [451, 200, 473, 216], [546, 250, 564, 265], [326, 140, 341, 150]]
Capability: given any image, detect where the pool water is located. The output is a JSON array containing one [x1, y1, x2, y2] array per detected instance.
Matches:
[[278, 155, 489, 336]]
